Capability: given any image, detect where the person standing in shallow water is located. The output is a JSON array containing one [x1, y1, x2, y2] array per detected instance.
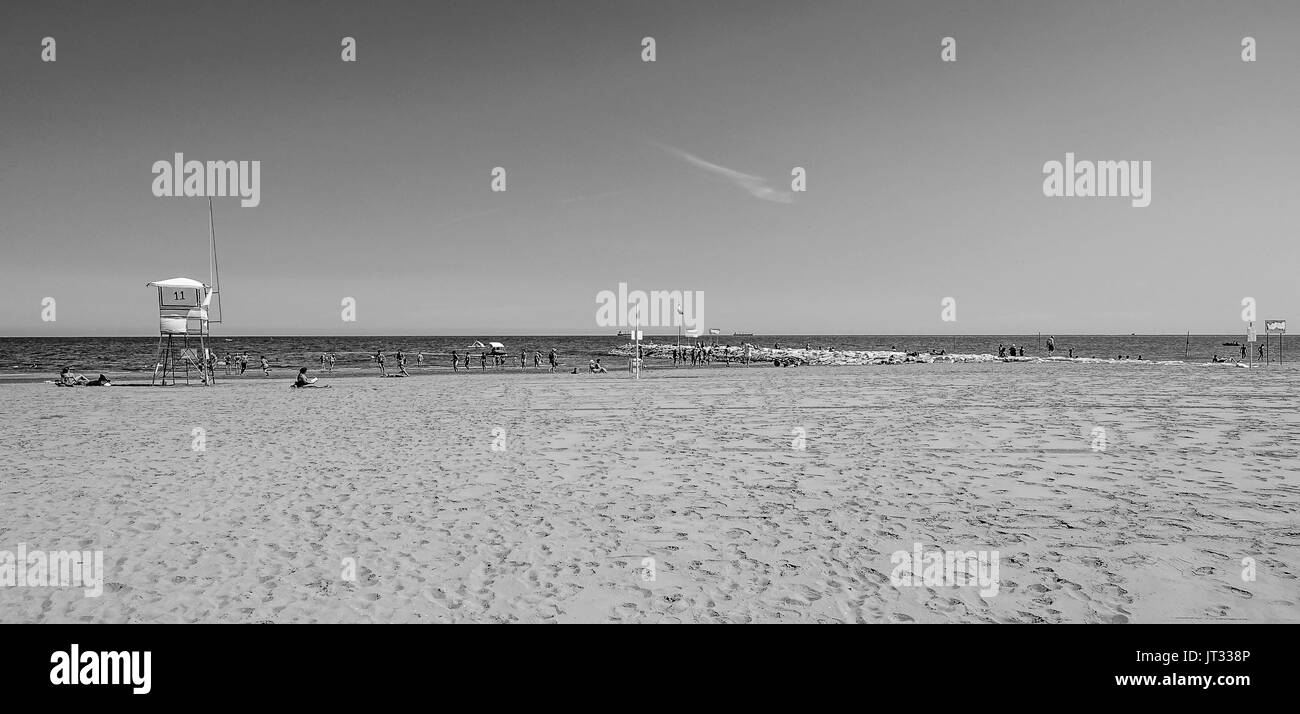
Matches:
[[376, 350, 386, 376], [1047, 336, 1055, 355]]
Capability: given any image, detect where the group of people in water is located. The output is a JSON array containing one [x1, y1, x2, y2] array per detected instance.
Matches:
[[444, 348, 561, 372], [216, 352, 272, 376]]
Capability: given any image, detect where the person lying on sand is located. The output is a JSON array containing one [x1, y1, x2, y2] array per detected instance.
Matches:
[[86, 373, 111, 386]]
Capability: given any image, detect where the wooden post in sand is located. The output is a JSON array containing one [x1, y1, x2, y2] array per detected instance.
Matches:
[[1247, 322, 1255, 368], [631, 306, 642, 379]]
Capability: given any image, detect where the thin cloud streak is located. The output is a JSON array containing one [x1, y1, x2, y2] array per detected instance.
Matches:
[[655, 143, 793, 204]]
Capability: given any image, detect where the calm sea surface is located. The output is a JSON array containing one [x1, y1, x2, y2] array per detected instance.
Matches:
[[0, 335, 1280, 374]]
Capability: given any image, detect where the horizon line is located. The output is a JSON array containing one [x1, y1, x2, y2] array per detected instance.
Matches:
[[0, 331, 1263, 339]]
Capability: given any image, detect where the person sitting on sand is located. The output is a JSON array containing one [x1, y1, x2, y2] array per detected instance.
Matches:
[[58, 367, 88, 386], [292, 367, 328, 388]]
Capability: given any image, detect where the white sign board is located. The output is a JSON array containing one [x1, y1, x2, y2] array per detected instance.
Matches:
[[1265, 319, 1286, 333], [1248, 323, 1257, 342], [160, 287, 202, 309]]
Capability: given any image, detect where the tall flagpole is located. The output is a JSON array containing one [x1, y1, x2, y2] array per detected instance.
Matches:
[[208, 197, 223, 324]]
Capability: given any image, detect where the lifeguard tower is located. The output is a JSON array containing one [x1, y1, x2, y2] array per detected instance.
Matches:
[[147, 198, 225, 386], [147, 277, 216, 385]]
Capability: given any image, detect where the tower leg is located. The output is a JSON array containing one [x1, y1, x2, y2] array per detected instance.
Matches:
[[151, 334, 164, 386]]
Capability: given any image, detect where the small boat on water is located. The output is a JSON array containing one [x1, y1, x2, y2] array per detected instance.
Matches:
[[1222, 341, 1241, 346], [616, 331, 630, 337], [733, 332, 754, 336]]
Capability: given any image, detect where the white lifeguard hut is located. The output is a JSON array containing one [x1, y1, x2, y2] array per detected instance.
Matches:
[[147, 199, 224, 385], [147, 277, 215, 385]]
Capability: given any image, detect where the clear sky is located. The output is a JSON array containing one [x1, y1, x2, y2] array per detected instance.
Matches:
[[2, 0, 1296, 335]]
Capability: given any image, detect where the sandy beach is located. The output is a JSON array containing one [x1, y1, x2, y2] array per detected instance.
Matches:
[[1, 363, 1296, 623]]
